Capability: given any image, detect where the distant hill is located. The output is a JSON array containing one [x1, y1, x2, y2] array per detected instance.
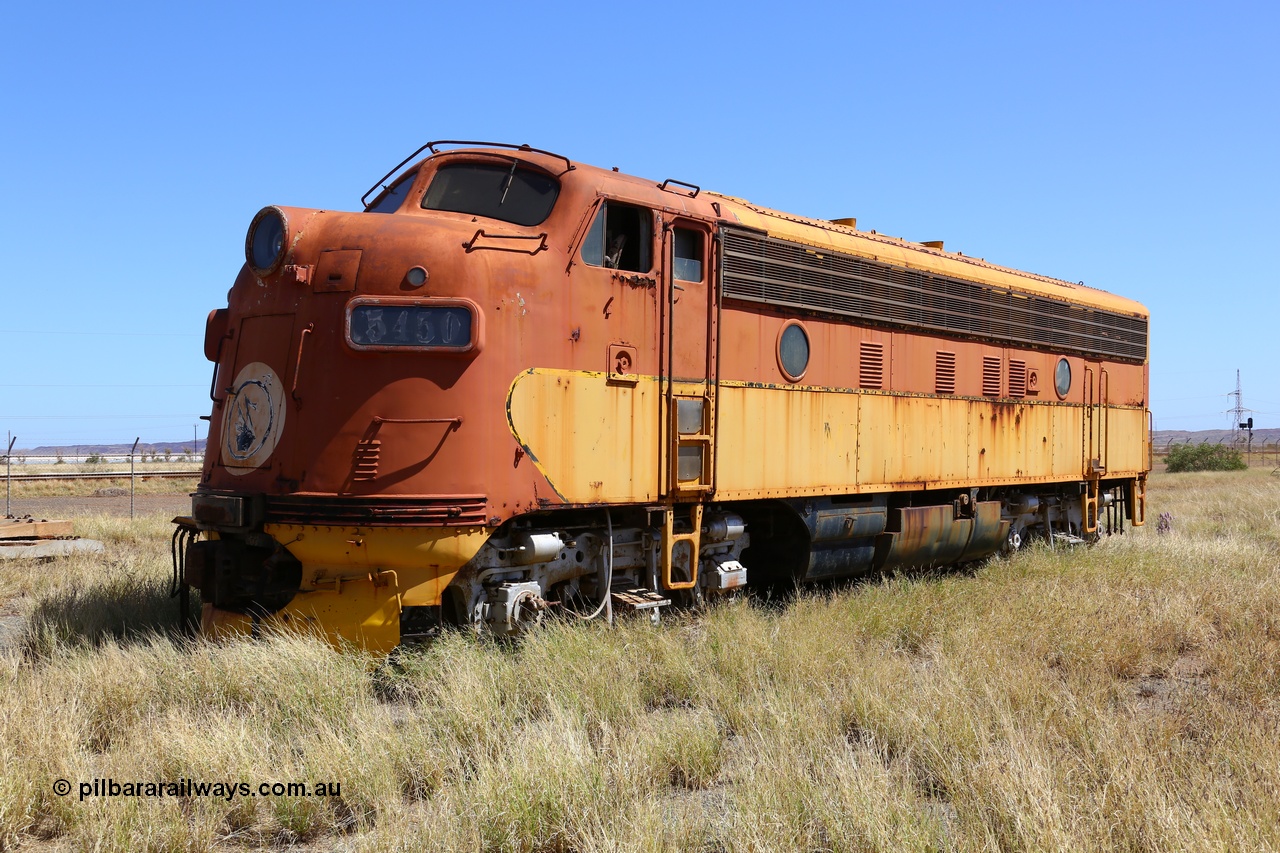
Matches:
[[12, 441, 204, 458], [1153, 428, 1280, 448]]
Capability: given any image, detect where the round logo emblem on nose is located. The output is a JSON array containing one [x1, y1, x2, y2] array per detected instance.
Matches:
[[221, 362, 286, 474]]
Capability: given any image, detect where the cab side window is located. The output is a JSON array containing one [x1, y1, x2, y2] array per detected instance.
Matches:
[[581, 202, 653, 273], [673, 227, 704, 282]]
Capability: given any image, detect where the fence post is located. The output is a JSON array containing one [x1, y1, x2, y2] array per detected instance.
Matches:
[[4, 434, 14, 519], [129, 437, 140, 520]]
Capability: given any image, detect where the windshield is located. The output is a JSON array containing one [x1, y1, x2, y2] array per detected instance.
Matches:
[[367, 169, 419, 214], [421, 161, 559, 226]]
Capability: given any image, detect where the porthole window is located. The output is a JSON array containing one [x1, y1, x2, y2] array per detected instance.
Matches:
[[1054, 357, 1072, 398], [778, 322, 810, 382]]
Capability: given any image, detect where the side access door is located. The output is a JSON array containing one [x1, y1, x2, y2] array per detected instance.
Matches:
[[656, 216, 717, 590], [1081, 361, 1109, 534]]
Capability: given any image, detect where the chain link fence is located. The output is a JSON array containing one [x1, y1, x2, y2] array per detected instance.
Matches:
[[3, 445, 203, 519]]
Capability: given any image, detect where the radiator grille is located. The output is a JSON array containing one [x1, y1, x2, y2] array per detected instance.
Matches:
[[860, 341, 884, 389], [265, 495, 488, 527], [721, 229, 1147, 362], [935, 351, 956, 394], [1008, 359, 1027, 398], [982, 356, 1002, 397]]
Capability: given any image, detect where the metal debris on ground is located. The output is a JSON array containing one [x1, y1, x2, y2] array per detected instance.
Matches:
[[0, 515, 105, 560]]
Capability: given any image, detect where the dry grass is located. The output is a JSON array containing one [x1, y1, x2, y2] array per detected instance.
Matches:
[[3, 476, 199, 498], [1, 469, 1278, 851]]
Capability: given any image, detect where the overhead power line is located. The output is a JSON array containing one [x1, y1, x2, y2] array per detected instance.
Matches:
[[0, 329, 199, 337], [1, 414, 207, 420]]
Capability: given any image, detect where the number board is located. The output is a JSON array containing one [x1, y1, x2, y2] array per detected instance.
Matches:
[[346, 300, 476, 351]]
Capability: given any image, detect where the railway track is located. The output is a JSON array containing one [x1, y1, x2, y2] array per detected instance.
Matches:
[[2, 470, 199, 482]]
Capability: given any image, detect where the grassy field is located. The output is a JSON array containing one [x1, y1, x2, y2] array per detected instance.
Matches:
[[3, 460, 203, 475], [3, 476, 200, 499], [1, 470, 1278, 851]]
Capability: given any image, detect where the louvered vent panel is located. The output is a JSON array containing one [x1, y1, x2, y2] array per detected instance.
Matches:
[[982, 356, 1002, 397], [1008, 359, 1027, 398], [351, 439, 381, 481], [935, 351, 957, 394], [860, 341, 884, 389], [720, 228, 1148, 363], [265, 494, 489, 527]]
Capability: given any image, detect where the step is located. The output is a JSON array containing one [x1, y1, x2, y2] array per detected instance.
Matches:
[[610, 585, 671, 611]]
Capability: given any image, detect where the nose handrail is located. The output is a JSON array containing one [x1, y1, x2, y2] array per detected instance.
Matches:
[[371, 416, 462, 428]]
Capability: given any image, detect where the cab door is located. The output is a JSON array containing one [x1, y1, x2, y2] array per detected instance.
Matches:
[[659, 218, 717, 498]]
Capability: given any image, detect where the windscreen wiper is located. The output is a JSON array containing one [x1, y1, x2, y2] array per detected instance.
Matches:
[[498, 159, 519, 206]]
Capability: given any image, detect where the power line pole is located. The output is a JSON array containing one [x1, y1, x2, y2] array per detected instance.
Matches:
[[1229, 370, 1245, 446], [1228, 369, 1255, 460]]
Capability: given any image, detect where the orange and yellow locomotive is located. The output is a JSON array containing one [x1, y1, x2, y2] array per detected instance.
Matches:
[[177, 141, 1150, 651]]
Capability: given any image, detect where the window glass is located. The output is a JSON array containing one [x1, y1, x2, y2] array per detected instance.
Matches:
[[582, 205, 606, 266], [779, 323, 810, 380], [1055, 357, 1072, 398], [422, 161, 559, 226], [673, 228, 703, 282], [367, 169, 419, 214], [580, 202, 652, 272]]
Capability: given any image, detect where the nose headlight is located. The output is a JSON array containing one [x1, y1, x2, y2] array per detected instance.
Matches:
[[246, 206, 287, 274]]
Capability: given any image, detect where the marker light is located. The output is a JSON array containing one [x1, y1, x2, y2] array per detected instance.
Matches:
[[405, 266, 429, 287]]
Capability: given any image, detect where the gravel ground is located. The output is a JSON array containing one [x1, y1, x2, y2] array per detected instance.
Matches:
[[5, 493, 191, 520]]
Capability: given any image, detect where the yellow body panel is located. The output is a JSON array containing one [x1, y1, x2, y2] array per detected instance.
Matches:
[[1102, 407, 1150, 474], [507, 368, 661, 503], [202, 585, 401, 652], [509, 369, 1149, 503], [716, 382, 862, 496], [267, 523, 488, 605], [203, 524, 490, 652]]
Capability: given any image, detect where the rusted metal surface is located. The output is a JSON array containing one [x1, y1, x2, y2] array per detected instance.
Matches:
[[609, 585, 671, 611], [263, 495, 488, 527], [184, 143, 1151, 649], [875, 501, 1005, 571]]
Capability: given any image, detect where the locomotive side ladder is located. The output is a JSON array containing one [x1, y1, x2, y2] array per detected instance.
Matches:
[[657, 215, 718, 592], [1081, 365, 1110, 535]]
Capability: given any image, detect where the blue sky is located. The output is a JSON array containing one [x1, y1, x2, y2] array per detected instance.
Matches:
[[2, 0, 1276, 449]]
